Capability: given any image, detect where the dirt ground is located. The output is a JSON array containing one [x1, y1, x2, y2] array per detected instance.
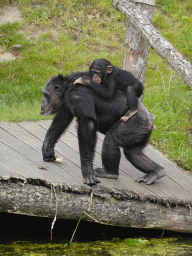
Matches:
[[0, 5, 60, 62], [0, 5, 23, 62], [0, 6, 23, 25]]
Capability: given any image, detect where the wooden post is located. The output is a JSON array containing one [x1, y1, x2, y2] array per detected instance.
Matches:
[[112, 0, 192, 89], [122, 0, 156, 84]]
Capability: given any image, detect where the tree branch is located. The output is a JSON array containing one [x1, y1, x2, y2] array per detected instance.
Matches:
[[111, 0, 192, 89]]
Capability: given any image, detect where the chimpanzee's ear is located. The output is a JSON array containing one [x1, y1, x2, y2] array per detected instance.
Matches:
[[55, 85, 63, 96], [58, 73, 63, 77], [57, 73, 65, 80], [106, 66, 113, 74]]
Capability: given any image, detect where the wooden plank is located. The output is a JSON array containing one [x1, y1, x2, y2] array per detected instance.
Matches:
[[0, 127, 82, 186], [0, 141, 73, 184], [37, 120, 103, 168], [95, 133, 192, 202], [43, 121, 191, 203], [0, 122, 82, 176], [37, 120, 158, 199], [17, 121, 81, 167], [1, 145, 38, 180], [44, 120, 192, 202], [0, 164, 24, 180], [144, 145, 192, 194], [30, 121, 164, 198], [15, 122, 94, 187], [1, 121, 192, 204], [0, 121, 192, 233], [119, 156, 192, 203], [67, 121, 192, 203]]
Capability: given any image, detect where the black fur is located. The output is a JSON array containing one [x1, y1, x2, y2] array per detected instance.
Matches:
[[41, 72, 165, 186], [79, 58, 144, 121]]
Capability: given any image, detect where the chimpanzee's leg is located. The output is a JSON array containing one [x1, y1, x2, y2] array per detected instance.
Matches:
[[94, 129, 120, 179], [42, 108, 74, 161], [77, 116, 100, 186], [123, 146, 165, 184]]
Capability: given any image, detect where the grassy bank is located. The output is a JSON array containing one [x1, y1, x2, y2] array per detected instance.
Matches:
[[0, 0, 191, 171]]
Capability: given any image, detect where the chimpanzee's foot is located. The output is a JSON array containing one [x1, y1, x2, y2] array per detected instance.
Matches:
[[83, 175, 101, 187], [94, 168, 118, 179], [120, 116, 130, 122], [120, 110, 138, 122], [151, 124, 156, 130], [135, 168, 165, 185]]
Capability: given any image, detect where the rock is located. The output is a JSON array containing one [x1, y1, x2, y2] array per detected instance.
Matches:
[[0, 52, 15, 62], [12, 44, 22, 49]]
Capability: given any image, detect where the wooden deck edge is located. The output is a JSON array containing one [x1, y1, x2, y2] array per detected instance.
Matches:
[[0, 179, 192, 233], [0, 176, 191, 206]]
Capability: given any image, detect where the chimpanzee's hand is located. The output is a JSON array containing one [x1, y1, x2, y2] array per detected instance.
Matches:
[[74, 77, 91, 86], [74, 77, 84, 85], [42, 142, 56, 162], [83, 175, 101, 187]]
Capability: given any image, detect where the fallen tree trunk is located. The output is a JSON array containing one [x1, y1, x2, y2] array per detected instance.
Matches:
[[111, 0, 192, 89], [0, 181, 192, 233]]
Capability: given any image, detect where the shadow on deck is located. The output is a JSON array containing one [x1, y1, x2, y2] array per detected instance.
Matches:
[[0, 120, 192, 233]]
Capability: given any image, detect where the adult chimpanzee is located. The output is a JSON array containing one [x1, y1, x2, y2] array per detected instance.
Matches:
[[74, 58, 144, 122], [40, 72, 165, 186]]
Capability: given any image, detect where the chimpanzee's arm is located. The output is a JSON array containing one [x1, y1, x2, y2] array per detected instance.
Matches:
[[42, 107, 74, 161], [74, 77, 116, 99], [77, 116, 100, 186]]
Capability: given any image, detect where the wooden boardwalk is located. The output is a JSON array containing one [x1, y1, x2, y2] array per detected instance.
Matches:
[[0, 120, 192, 233]]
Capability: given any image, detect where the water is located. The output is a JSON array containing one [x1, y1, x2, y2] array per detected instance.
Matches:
[[0, 213, 192, 255]]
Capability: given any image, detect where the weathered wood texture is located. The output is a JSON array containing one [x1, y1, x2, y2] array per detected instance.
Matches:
[[111, 0, 192, 89], [122, 2, 154, 84], [0, 181, 192, 233], [0, 121, 192, 232]]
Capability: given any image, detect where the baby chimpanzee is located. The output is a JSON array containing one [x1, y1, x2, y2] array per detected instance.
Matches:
[[74, 58, 144, 122]]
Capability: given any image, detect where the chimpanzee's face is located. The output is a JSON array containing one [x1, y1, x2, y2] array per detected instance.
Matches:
[[91, 69, 102, 84], [89, 58, 113, 84], [40, 77, 64, 116]]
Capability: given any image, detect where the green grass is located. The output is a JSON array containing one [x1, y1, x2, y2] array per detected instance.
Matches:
[[144, 53, 192, 170], [0, 237, 191, 255], [0, 0, 191, 171], [154, 0, 192, 58], [145, 0, 192, 171]]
